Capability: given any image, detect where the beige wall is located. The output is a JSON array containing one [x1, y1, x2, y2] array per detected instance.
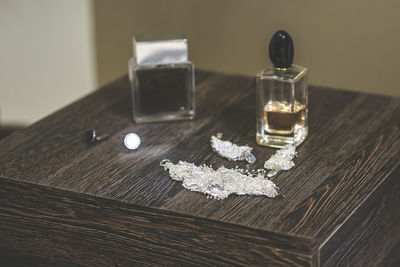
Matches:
[[0, 0, 96, 125], [94, 0, 400, 97], [1, 0, 399, 125]]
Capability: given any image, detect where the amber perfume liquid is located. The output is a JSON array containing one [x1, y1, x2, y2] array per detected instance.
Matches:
[[256, 65, 308, 148], [264, 101, 306, 134]]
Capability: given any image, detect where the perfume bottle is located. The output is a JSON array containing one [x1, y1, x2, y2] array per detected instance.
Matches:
[[256, 30, 308, 148], [128, 34, 195, 123]]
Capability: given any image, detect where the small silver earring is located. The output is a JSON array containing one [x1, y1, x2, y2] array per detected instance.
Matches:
[[84, 129, 108, 144]]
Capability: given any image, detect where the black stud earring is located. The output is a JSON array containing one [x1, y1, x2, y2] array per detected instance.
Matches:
[[84, 129, 108, 144]]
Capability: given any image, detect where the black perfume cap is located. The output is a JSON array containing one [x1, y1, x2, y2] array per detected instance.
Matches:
[[269, 30, 294, 68]]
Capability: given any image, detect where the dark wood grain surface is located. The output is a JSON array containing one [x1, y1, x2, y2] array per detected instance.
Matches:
[[0, 70, 399, 266], [0, 176, 312, 266]]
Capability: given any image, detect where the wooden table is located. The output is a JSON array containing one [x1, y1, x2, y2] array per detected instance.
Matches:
[[0, 70, 399, 266]]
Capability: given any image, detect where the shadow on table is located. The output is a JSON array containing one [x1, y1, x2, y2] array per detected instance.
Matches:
[[0, 125, 25, 140]]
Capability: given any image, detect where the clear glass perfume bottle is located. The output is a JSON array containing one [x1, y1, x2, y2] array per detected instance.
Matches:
[[256, 31, 308, 148], [129, 34, 195, 123]]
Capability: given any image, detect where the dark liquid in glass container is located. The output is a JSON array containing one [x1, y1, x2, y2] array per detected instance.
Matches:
[[136, 66, 190, 115]]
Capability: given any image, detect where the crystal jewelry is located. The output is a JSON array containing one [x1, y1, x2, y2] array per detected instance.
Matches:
[[84, 129, 108, 144], [264, 144, 297, 177], [160, 159, 279, 199], [124, 133, 141, 150], [210, 133, 256, 164]]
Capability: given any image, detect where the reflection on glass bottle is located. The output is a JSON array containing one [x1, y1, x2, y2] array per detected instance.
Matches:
[[129, 35, 195, 123], [256, 31, 308, 148]]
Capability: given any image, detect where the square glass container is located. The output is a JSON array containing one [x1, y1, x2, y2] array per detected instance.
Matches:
[[128, 35, 195, 123], [256, 65, 308, 148]]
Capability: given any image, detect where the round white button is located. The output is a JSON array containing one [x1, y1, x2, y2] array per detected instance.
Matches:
[[124, 133, 141, 150]]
